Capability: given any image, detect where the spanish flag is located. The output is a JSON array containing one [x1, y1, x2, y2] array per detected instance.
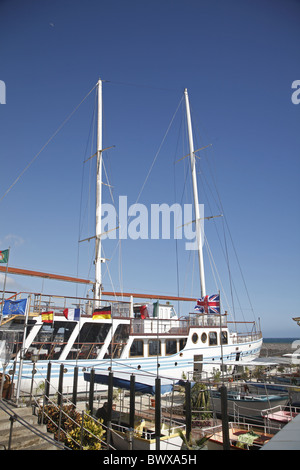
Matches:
[[92, 306, 111, 320], [41, 311, 54, 323]]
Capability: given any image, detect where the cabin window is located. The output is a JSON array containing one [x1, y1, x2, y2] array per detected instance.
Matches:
[[110, 324, 130, 358], [66, 322, 110, 360], [209, 331, 218, 346], [192, 333, 198, 344], [30, 321, 77, 360], [0, 318, 35, 358], [130, 339, 144, 357], [201, 333, 207, 343], [179, 338, 187, 351], [148, 339, 161, 356], [221, 331, 228, 344], [166, 340, 177, 355]]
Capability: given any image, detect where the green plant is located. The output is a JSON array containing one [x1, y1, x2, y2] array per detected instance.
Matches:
[[35, 381, 45, 395], [43, 404, 80, 438], [178, 429, 208, 450], [212, 368, 221, 382], [185, 383, 212, 421], [240, 366, 250, 380], [66, 411, 106, 450], [252, 366, 264, 380], [41, 404, 105, 450]]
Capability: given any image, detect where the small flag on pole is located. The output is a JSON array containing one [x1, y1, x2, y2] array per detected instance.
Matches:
[[2, 298, 27, 316], [63, 308, 80, 321], [41, 311, 54, 323], [0, 249, 9, 264], [92, 306, 111, 320], [140, 305, 149, 319]]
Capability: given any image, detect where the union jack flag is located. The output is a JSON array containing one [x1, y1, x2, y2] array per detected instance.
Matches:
[[195, 294, 220, 314]]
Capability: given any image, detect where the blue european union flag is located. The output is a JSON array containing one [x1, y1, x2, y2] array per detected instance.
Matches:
[[2, 298, 27, 316]]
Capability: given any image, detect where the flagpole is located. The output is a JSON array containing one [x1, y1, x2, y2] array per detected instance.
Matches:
[[0, 247, 10, 325], [219, 291, 225, 382], [15, 295, 30, 404]]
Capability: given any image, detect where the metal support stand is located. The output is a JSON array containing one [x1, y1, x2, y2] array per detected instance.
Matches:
[[155, 377, 161, 451], [185, 380, 192, 442], [220, 384, 230, 450], [129, 374, 135, 429], [72, 366, 78, 407], [88, 368, 95, 414], [57, 364, 64, 407], [106, 371, 113, 449], [44, 362, 51, 405]]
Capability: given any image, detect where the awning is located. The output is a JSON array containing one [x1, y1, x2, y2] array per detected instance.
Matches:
[[83, 370, 176, 396]]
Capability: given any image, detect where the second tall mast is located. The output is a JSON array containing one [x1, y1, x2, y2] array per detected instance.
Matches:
[[184, 88, 206, 298]]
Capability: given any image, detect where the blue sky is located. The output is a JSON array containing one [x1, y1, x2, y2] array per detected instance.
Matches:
[[0, 0, 299, 336]]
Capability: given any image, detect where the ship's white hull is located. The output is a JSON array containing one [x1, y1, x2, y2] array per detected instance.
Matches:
[[9, 335, 262, 395]]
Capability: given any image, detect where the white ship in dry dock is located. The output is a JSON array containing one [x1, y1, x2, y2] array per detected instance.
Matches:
[[0, 80, 263, 397]]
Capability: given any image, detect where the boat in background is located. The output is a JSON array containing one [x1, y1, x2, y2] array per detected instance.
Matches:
[[198, 421, 278, 450], [111, 415, 185, 451], [261, 404, 300, 428], [210, 387, 288, 419]]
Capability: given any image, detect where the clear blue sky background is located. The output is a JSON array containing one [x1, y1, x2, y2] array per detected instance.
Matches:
[[0, 0, 299, 336]]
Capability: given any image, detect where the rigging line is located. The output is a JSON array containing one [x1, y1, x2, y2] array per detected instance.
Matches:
[[102, 159, 117, 209], [173, 102, 185, 310], [188, 107, 233, 291], [118, 239, 124, 300], [204, 234, 232, 318], [199, 143, 256, 319], [101, 245, 118, 300], [190, 246, 196, 300], [102, 157, 124, 298], [0, 82, 97, 204], [197, 166, 237, 321], [102, 156, 124, 299], [77, 90, 98, 297], [93, 94, 185, 287], [222, 214, 255, 316], [195, 137, 253, 323], [134, 95, 184, 208], [78, 90, 97, 240]]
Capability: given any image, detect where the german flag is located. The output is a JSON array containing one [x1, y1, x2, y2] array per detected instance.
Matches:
[[92, 306, 111, 320]]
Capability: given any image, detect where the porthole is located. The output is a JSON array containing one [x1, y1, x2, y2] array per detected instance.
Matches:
[[201, 333, 207, 343], [192, 333, 198, 344]]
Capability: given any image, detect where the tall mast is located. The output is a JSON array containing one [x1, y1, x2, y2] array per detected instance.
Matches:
[[95, 79, 103, 305], [184, 88, 206, 298]]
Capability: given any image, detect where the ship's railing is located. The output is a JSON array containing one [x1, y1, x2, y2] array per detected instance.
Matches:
[[129, 315, 261, 342], [1, 291, 261, 343], [228, 321, 262, 344], [130, 313, 228, 336], [189, 313, 227, 328], [130, 317, 190, 335], [0, 291, 132, 319], [234, 332, 262, 344]]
